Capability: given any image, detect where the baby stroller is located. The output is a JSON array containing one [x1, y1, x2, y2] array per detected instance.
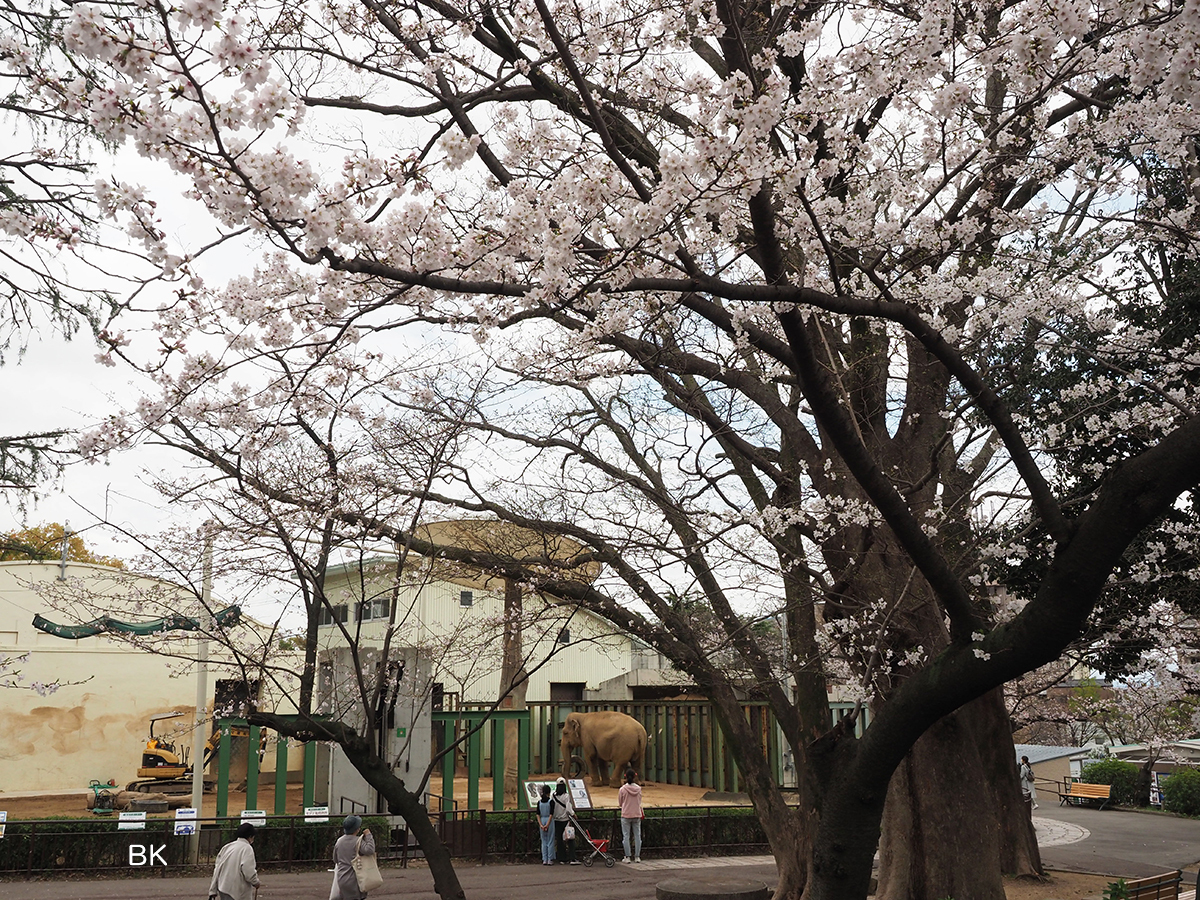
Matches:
[[568, 810, 616, 867]]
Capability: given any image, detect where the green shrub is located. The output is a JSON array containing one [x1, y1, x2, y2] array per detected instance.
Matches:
[[0, 815, 388, 874], [1160, 768, 1200, 816], [1080, 759, 1140, 806], [478, 806, 767, 861]]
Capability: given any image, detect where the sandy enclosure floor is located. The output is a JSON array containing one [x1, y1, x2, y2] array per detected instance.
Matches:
[[0, 775, 724, 819]]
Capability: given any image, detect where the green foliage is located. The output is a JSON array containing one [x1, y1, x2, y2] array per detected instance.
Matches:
[[1160, 767, 1200, 816], [480, 806, 767, 860], [1103, 878, 1130, 900], [0, 522, 125, 567], [0, 815, 388, 874], [1081, 759, 1141, 805]]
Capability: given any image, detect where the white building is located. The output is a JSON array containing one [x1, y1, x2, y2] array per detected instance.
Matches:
[[318, 550, 685, 706]]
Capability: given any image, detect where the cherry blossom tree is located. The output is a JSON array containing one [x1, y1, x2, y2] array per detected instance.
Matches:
[[52, 0, 1200, 897]]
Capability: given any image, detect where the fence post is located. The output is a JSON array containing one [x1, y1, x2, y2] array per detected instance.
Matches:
[[274, 736, 289, 816], [479, 808, 487, 864], [286, 814, 295, 873], [26, 821, 35, 878]]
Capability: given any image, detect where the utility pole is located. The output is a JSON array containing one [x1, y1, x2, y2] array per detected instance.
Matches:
[[57, 522, 69, 581], [188, 532, 212, 864]]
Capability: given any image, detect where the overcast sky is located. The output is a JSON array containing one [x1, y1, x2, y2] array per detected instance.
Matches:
[[1, 325, 185, 560]]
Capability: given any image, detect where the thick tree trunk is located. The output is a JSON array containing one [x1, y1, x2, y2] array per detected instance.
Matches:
[[251, 713, 467, 900], [805, 764, 887, 900], [877, 698, 999, 900], [876, 694, 1042, 900], [974, 689, 1043, 877]]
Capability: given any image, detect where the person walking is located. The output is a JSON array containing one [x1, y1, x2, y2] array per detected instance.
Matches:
[[536, 784, 556, 865], [331, 814, 376, 900], [208, 822, 261, 900], [1019, 755, 1039, 810], [618, 769, 644, 863], [552, 777, 579, 864]]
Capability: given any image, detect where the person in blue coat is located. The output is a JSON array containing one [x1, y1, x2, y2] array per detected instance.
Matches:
[[536, 784, 556, 865]]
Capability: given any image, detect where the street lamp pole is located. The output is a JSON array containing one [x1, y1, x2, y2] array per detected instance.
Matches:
[[188, 533, 212, 864]]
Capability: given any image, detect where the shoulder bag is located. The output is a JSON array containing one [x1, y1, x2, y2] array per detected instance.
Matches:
[[353, 835, 384, 893]]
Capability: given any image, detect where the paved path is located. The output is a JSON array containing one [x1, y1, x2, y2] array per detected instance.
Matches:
[[7, 806, 1200, 899], [1037, 805, 1200, 881], [1, 855, 781, 900]]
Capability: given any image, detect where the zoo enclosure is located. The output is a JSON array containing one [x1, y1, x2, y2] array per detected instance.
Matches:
[[441, 699, 869, 793]]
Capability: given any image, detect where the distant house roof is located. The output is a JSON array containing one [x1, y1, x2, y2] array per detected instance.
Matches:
[[1015, 744, 1083, 765], [1105, 740, 1200, 764]]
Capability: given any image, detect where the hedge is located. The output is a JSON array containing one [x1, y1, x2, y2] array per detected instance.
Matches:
[[0, 815, 389, 875], [477, 806, 768, 860], [1080, 758, 1141, 806], [1160, 768, 1200, 816]]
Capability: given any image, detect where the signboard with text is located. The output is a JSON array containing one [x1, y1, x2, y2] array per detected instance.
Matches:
[[118, 811, 147, 831], [523, 779, 591, 810]]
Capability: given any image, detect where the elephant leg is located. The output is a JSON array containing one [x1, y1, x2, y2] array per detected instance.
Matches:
[[588, 752, 604, 786]]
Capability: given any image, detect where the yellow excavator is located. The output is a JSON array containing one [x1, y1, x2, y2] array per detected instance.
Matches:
[[127, 711, 247, 793]]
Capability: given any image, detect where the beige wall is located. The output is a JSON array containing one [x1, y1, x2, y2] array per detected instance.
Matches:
[[0, 561, 299, 794], [1030, 755, 1073, 792]]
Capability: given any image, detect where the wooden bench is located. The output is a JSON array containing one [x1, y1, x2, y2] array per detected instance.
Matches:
[[1057, 781, 1112, 809], [1124, 869, 1183, 899]]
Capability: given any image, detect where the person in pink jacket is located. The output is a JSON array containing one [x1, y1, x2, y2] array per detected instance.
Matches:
[[617, 769, 644, 863]]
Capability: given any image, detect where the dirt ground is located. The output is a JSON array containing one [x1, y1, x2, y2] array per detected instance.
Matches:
[[1003, 871, 1115, 900], [0, 776, 723, 821]]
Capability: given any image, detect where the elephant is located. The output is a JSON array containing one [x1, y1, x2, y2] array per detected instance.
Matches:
[[559, 711, 647, 788]]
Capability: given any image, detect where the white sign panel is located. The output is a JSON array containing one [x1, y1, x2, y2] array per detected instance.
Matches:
[[240, 810, 267, 825], [173, 808, 199, 836], [118, 811, 147, 831], [523, 779, 592, 810], [304, 806, 330, 823], [0, 810, 7, 838]]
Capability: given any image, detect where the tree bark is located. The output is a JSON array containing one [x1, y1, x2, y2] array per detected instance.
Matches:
[[250, 713, 467, 900], [876, 690, 1039, 900], [500, 578, 527, 802]]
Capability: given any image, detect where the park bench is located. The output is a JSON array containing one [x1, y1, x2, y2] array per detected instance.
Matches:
[[1057, 781, 1112, 809], [1123, 869, 1183, 899]]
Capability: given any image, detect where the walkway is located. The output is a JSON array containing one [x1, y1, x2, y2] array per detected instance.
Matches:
[[8, 806, 1200, 899]]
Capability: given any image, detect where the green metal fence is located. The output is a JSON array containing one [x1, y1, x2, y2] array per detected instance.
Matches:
[[456, 699, 869, 791]]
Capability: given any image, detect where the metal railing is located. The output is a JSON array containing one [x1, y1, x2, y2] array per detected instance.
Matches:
[[1, 806, 768, 876], [0, 813, 403, 878]]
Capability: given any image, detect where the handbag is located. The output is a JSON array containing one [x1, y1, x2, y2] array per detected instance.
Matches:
[[352, 835, 384, 893], [563, 824, 576, 840]]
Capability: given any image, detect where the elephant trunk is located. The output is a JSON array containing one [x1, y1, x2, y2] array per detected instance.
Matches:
[[560, 736, 572, 778]]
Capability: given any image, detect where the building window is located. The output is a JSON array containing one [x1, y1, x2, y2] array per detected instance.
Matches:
[[550, 682, 585, 702], [319, 603, 349, 626], [356, 595, 390, 621], [459, 590, 474, 607], [557, 627, 570, 643]]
